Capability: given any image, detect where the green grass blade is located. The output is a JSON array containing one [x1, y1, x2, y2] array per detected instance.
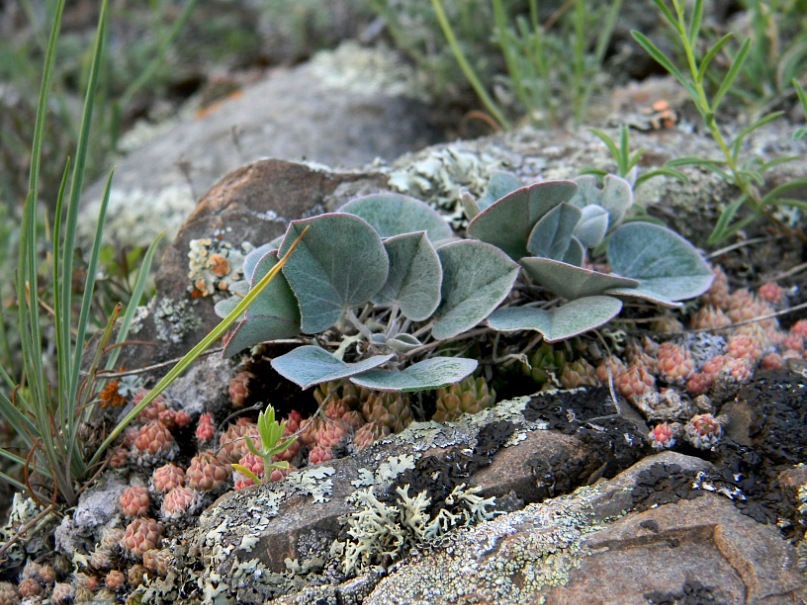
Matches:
[[589, 128, 623, 171], [69, 170, 114, 420], [729, 111, 783, 161], [631, 31, 687, 87], [114, 0, 198, 137], [430, 0, 511, 130], [688, 0, 704, 49], [697, 34, 733, 83], [764, 199, 807, 212], [793, 78, 807, 112], [650, 0, 681, 31], [0, 374, 38, 441], [665, 156, 727, 168], [708, 195, 750, 244], [758, 178, 807, 206], [13, 1, 68, 497], [713, 38, 751, 112], [492, 0, 528, 113], [0, 468, 26, 494], [756, 156, 800, 172], [635, 167, 689, 188], [62, 0, 108, 408], [105, 233, 164, 371]]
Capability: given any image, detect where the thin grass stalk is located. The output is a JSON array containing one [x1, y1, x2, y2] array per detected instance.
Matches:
[[64, 0, 108, 413], [104, 233, 164, 372], [430, 0, 511, 129], [492, 0, 529, 113], [111, 0, 198, 148], [87, 225, 310, 469], [15, 0, 66, 501], [575, 0, 622, 125]]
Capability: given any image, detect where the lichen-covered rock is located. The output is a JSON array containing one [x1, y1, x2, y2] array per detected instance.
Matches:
[[363, 453, 806, 605]]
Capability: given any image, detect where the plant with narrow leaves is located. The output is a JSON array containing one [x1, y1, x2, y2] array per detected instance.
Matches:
[[585, 124, 688, 191], [631, 0, 807, 244], [0, 0, 163, 507], [231, 405, 297, 486]]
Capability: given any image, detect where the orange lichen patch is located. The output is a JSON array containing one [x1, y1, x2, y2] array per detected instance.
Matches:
[[208, 253, 231, 277], [99, 380, 126, 409]]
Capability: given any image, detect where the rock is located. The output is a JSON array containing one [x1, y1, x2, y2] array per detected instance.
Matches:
[[147, 393, 613, 603], [365, 452, 806, 605], [79, 43, 439, 249]]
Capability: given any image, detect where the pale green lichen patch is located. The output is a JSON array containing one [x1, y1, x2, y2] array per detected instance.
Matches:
[[154, 297, 199, 344], [362, 495, 605, 605], [308, 41, 429, 101], [334, 482, 501, 577], [375, 454, 416, 484], [286, 466, 337, 503], [387, 147, 509, 224]]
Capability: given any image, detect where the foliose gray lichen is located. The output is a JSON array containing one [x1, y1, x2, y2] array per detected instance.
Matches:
[[153, 297, 200, 344], [333, 482, 500, 576]]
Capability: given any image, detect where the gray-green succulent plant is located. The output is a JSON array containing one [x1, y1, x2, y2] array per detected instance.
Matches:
[[217, 173, 713, 393]]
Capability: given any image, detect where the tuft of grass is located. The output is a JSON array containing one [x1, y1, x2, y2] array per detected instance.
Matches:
[[586, 124, 689, 190], [422, 0, 622, 128], [0, 0, 198, 210], [0, 1, 309, 510], [1, 0, 120, 506]]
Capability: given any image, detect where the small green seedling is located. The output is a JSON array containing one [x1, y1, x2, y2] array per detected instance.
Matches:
[[232, 405, 297, 485]]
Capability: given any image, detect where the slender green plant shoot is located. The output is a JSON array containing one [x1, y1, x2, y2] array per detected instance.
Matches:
[[631, 0, 807, 244], [232, 406, 297, 485]]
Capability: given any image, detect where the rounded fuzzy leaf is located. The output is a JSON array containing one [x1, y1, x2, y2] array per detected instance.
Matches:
[[221, 251, 302, 356], [270, 345, 394, 390], [242, 242, 275, 281], [248, 251, 301, 319], [477, 170, 522, 212], [373, 232, 442, 321], [222, 313, 301, 356], [562, 237, 585, 267], [385, 333, 423, 353], [279, 213, 389, 334], [573, 205, 609, 249], [570, 174, 633, 230], [607, 222, 714, 302], [350, 357, 478, 392], [486, 296, 623, 342], [527, 203, 582, 260], [521, 257, 639, 300], [340, 193, 453, 244], [432, 240, 520, 340], [467, 180, 578, 260]]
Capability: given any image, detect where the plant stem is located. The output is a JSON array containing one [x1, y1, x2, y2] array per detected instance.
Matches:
[[430, 0, 511, 129]]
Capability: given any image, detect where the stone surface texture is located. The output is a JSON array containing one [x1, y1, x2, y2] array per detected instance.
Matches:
[[79, 43, 439, 249], [133, 381, 807, 605]]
